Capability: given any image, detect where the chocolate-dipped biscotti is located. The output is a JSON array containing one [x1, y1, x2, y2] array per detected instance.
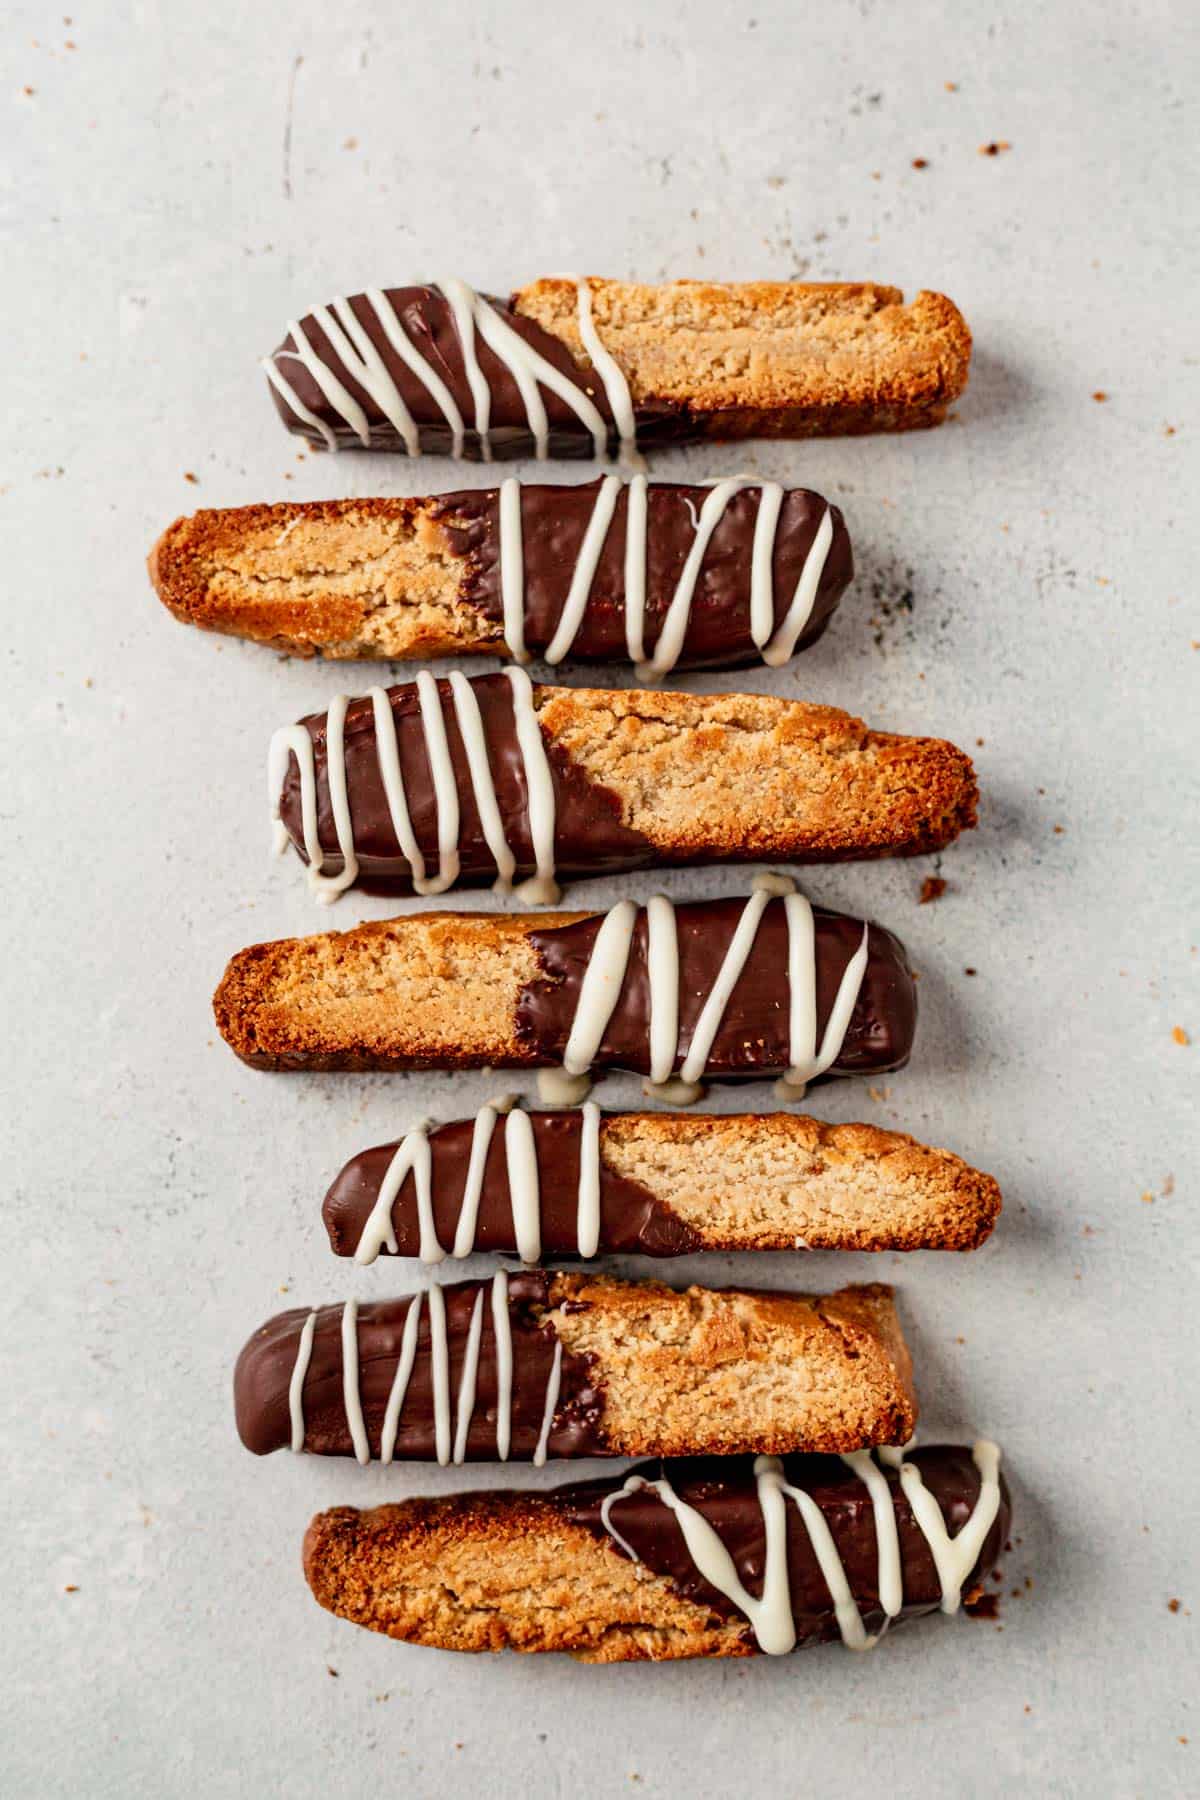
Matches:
[[327, 1105, 1001, 1263], [267, 673, 977, 903], [263, 277, 970, 459], [213, 885, 915, 1094], [304, 1442, 1008, 1659], [150, 477, 851, 668], [235, 1274, 915, 1465]]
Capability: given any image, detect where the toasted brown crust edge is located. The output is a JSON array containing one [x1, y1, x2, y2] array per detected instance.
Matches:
[[303, 1495, 758, 1660], [599, 1113, 1000, 1254], [148, 497, 501, 659], [512, 280, 973, 439], [536, 1275, 916, 1459]]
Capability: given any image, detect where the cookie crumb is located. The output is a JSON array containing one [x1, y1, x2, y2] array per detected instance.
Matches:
[[327, 1666, 339, 1677], [911, 157, 929, 169], [1173, 1026, 1190, 1046], [64, 1585, 79, 1593], [183, 471, 198, 484], [979, 140, 1012, 155], [964, 966, 977, 977], [1168, 1598, 1182, 1613], [966, 1591, 1001, 1619], [944, 80, 958, 91], [1092, 390, 1108, 403], [919, 876, 946, 904]]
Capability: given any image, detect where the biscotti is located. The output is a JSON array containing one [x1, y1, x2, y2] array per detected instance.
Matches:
[[263, 278, 971, 459], [149, 477, 852, 667], [304, 1441, 1009, 1659], [327, 1105, 1001, 1262], [212, 886, 916, 1086], [269, 673, 977, 903], [235, 1273, 915, 1463]]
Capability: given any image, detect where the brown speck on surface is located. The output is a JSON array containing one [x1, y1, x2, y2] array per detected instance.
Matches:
[[1173, 1027, 1190, 1046], [1024, 1705, 1032, 1715], [945, 80, 958, 91], [976, 736, 985, 746], [1053, 824, 1065, 835], [979, 140, 1012, 155], [1142, 1192, 1155, 1205], [1092, 390, 1109, 402], [183, 471, 198, 484], [23, 86, 36, 95], [919, 876, 947, 904], [1168, 1598, 1182, 1613], [955, 1335, 966, 1345], [343, 136, 358, 149], [1162, 1174, 1175, 1196], [64, 1585, 79, 1593], [327, 1666, 339, 1678], [911, 157, 929, 169], [1164, 424, 1177, 435], [964, 966, 978, 977]]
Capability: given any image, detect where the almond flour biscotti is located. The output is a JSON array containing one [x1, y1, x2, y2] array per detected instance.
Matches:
[[268, 674, 977, 903], [263, 278, 971, 458], [304, 1442, 1010, 1659], [149, 477, 852, 667], [234, 1273, 916, 1463], [326, 1106, 1001, 1262], [212, 887, 916, 1088]]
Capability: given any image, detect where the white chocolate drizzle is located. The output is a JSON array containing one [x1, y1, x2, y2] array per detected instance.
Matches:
[[494, 471, 833, 674], [268, 665, 561, 906], [287, 1273, 567, 1468], [353, 1102, 605, 1266], [542, 878, 869, 1106], [287, 1309, 318, 1453], [599, 1441, 1003, 1656], [265, 277, 627, 461], [341, 1298, 370, 1466]]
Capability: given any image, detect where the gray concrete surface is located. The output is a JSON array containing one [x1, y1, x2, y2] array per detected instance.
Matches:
[[4, 1, 1197, 1794]]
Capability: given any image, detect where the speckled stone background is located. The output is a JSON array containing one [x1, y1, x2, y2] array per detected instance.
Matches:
[[5, 1, 1197, 1794]]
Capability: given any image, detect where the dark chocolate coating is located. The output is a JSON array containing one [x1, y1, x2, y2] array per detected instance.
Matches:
[[562, 1446, 1012, 1645], [266, 286, 684, 459], [278, 672, 651, 893], [323, 1112, 702, 1262], [431, 479, 851, 668], [518, 898, 916, 1080], [234, 1273, 602, 1462]]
